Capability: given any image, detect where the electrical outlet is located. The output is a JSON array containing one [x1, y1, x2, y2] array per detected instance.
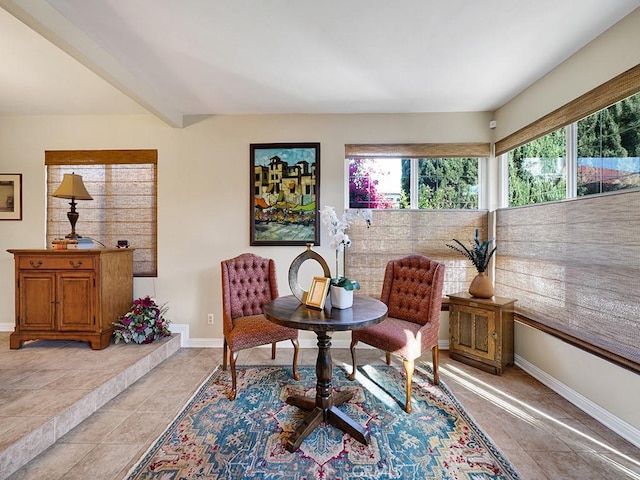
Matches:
[[207, 313, 214, 325]]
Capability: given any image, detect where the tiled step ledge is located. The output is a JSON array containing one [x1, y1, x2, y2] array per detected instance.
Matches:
[[0, 334, 181, 480]]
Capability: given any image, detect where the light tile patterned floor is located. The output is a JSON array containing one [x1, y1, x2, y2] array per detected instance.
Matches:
[[1, 332, 639, 480]]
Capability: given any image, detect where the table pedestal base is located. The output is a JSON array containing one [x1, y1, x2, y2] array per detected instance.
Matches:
[[284, 332, 371, 453]]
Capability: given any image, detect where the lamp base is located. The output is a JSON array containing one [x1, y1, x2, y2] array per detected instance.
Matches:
[[65, 202, 81, 240]]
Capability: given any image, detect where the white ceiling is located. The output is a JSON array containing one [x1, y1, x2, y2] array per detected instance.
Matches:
[[1, 0, 639, 127]]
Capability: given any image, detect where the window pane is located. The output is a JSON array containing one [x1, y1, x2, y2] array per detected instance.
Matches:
[[349, 157, 478, 209], [414, 158, 478, 209], [348, 158, 401, 209], [577, 92, 640, 196], [508, 128, 567, 206]]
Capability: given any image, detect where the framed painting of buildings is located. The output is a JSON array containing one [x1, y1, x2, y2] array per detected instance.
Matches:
[[0, 174, 22, 221], [250, 143, 320, 246]]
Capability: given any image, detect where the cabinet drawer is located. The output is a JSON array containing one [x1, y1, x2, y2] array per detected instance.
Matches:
[[18, 255, 94, 270]]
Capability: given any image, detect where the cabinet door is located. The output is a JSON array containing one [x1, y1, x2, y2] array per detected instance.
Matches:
[[18, 272, 56, 330], [450, 304, 496, 362], [57, 272, 95, 332]]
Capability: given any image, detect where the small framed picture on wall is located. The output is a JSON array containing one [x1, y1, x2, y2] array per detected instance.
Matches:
[[0, 174, 22, 221]]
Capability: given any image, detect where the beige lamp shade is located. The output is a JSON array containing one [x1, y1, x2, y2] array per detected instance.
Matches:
[[52, 173, 93, 200]]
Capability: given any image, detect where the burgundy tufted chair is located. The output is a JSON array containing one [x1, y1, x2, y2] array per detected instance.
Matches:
[[349, 254, 445, 413], [221, 253, 300, 400]]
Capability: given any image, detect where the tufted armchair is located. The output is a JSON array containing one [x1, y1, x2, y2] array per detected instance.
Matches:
[[349, 254, 445, 413], [221, 253, 300, 400]]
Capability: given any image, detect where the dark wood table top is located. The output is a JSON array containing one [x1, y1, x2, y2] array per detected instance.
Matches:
[[264, 294, 388, 332]]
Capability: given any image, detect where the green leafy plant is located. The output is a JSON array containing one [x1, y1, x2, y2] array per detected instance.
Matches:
[[446, 229, 497, 273], [330, 276, 361, 291], [113, 296, 171, 344]]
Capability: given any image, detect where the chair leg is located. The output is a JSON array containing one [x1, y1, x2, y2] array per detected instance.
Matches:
[[272, 342, 276, 359], [348, 339, 358, 381], [291, 338, 300, 381], [223, 338, 228, 371], [229, 350, 239, 400], [432, 344, 439, 385], [385, 352, 391, 365], [403, 358, 415, 414]]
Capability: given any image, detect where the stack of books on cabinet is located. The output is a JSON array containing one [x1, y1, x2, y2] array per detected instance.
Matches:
[[51, 237, 95, 249]]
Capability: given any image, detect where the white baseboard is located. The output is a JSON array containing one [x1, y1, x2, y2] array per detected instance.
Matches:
[[171, 326, 450, 351], [0, 322, 451, 351], [515, 353, 640, 449]]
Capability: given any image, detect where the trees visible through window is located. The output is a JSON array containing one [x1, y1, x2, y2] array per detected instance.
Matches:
[[509, 129, 567, 206], [349, 157, 479, 209], [412, 158, 478, 209], [508, 91, 640, 206], [577, 92, 640, 195]]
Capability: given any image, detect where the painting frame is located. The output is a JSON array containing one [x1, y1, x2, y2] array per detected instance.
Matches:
[[0, 173, 22, 221], [250, 142, 320, 246], [304, 276, 330, 310]]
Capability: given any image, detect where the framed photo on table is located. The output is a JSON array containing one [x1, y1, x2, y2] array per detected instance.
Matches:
[[0, 174, 22, 221], [250, 143, 320, 246], [304, 276, 330, 310]]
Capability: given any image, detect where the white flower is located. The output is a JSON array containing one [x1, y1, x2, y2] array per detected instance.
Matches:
[[320, 206, 353, 251], [320, 205, 371, 281]]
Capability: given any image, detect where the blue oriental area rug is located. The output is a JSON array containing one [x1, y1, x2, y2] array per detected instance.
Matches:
[[126, 364, 521, 480]]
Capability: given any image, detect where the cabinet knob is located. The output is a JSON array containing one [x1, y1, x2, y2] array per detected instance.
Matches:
[[491, 331, 498, 339], [69, 260, 83, 269], [29, 260, 43, 268]]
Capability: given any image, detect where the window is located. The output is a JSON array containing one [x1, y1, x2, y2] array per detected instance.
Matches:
[[500, 65, 640, 207], [346, 144, 489, 210], [508, 128, 567, 206], [577, 92, 640, 195], [507, 92, 640, 206], [45, 150, 157, 277], [349, 157, 479, 209], [349, 157, 402, 209], [415, 158, 478, 209]]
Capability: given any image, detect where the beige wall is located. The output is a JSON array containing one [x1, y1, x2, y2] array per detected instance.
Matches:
[[0, 111, 491, 344]]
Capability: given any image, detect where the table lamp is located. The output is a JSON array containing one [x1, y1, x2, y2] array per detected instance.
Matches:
[[52, 173, 93, 239]]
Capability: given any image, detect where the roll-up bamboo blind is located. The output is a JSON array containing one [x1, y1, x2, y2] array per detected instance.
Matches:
[[496, 64, 640, 156], [345, 143, 491, 158], [347, 209, 489, 298], [45, 150, 158, 277], [495, 190, 640, 372]]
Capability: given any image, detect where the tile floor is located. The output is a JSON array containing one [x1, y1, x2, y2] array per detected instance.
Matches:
[[1, 332, 639, 480]]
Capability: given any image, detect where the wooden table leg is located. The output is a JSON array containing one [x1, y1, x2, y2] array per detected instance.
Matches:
[[285, 331, 369, 452], [286, 407, 324, 452]]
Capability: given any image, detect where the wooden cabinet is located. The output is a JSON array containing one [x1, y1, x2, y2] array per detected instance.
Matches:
[[447, 292, 516, 375], [8, 249, 133, 350]]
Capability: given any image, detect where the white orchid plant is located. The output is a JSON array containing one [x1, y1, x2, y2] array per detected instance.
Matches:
[[320, 205, 372, 291]]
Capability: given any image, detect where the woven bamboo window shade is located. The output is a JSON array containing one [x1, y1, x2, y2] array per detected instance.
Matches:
[[45, 150, 158, 277], [495, 64, 640, 156], [345, 143, 491, 158], [494, 190, 640, 372], [344, 143, 491, 299]]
